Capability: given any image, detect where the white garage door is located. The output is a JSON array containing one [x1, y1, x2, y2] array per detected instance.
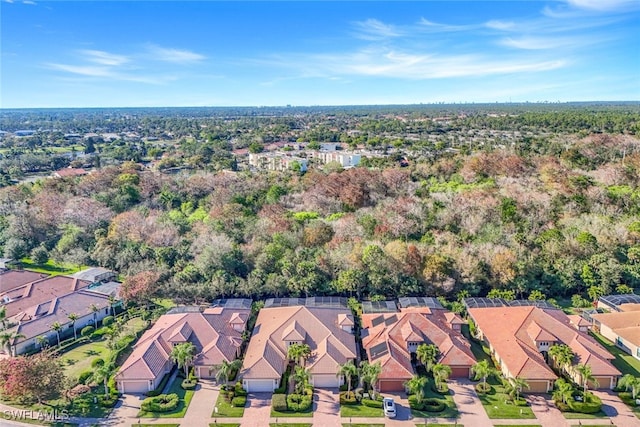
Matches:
[[312, 374, 340, 388], [245, 379, 275, 392], [121, 381, 149, 394]]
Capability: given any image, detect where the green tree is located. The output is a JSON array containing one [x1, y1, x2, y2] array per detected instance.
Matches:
[[553, 378, 574, 404], [548, 344, 574, 375], [416, 343, 439, 373], [0, 306, 7, 330], [170, 342, 197, 378], [506, 376, 529, 401], [576, 363, 598, 394], [293, 366, 311, 394], [619, 374, 640, 400], [471, 360, 494, 388], [0, 331, 25, 356], [68, 313, 79, 340], [337, 360, 357, 394], [359, 361, 382, 399], [51, 322, 62, 347], [432, 363, 452, 392], [93, 363, 113, 396], [213, 359, 242, 387], [405, 375, 428, 404], [287, 343, 311, 367]]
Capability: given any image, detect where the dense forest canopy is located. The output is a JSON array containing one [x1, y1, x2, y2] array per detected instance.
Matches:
[[0, 103, 639, 306]]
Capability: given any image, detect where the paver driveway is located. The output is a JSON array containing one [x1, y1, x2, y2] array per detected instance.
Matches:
[[241, 392, 272, 427], [594, 390, 640, 427], [314, 388, 341, 426]]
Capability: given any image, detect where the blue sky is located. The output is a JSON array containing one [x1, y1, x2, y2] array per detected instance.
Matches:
[[1, 0, 639, 108]]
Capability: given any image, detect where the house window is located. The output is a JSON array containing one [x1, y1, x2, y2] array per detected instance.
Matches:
[[636, 347, 640, 358], [616, 337, 623, 347]]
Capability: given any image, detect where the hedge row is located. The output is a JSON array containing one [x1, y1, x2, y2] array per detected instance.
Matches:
[[408, 395, 446, 412], [140, 393, 180, 413], [286, 393, 312, 412]]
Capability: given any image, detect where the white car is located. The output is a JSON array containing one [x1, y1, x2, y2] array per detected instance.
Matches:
[[383, 397, 396, 418]]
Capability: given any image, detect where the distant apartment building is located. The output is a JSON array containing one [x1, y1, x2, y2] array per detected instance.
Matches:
[[248, 152, 308, 172], [311, 150, 362, 168]]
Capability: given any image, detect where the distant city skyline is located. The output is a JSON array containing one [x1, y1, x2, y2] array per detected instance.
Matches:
[[2, 0, 639, 108]]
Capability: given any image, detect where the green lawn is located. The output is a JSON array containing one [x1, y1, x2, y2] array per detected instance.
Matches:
[[410, 376, 459, 419], [461, 325, 492, 363], [476, 379, 536, 419], [212, 393, 245, 417], [59, 317, 147, 381], [562, 410, 609, 419], [19, 258, 85, 276], [270, 408, 314, 417], [340, 404, 384, 417], [270, 424, 313, 427], [590, 331, 640, 377], [138, 378, 194, 418]]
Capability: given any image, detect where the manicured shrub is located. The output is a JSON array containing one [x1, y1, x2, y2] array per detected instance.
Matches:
[[362, 398, 383, 408], [102, 316, 114, 326], [181, 379, 197, 390], [78, 370, 93, 385], [567, 393, 602, 414], [475, 382, 492, 394], [422, 398, 446, 412], [234, 382, 247, 397], [304, 386, 313, 397], [99, 395, 117, 408], [140, 393, 180, 413], [272, 393, 288, 412], [287, 393, 311, 412], [274, 370, 290, 394], [81, 326, 95, 337], [91, 327, 109, 339], [232, 396, 247, 407], [339, 384, 349, 392], [91, 358, 105, 368], [339, 391, 358, 405]]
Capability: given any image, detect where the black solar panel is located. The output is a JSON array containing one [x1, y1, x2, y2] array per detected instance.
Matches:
[[371, 316, 385, 327], [370, 342, 389, 360], [384, 314, 398, 326], [398, 297, 443, 309], [362, 301, 398, 314]]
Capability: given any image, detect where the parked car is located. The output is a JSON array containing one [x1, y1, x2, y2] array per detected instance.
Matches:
[[383, 397, 396, 418]]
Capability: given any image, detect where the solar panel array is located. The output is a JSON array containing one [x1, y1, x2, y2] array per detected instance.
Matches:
[[384, 314, 398, 326], [371, 316, 385, 327], [398, 297, 443, 309], [211, 298, 253, 309], [599, 294, 640, 309], [264, 296, 347, 309], [362, 300, 398, 314], [369, 342, 389, 360], [509, 300, 556, 309]]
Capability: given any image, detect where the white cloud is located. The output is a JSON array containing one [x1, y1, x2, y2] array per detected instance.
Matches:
[[418, 17, 476, 32], [499, 36, 589, 50], [22, 0, 36, 4], [352, 18, 402, 40], [566, 0, 639, 11], [485, 20, 516, 31], [80, 49, 129, 66], [146, 45, 206, 63], [47, 63, 113, 77]]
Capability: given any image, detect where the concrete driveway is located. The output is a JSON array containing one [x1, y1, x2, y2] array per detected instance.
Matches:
[[241, 392, 272, 427], [593, 390, 640, 427]]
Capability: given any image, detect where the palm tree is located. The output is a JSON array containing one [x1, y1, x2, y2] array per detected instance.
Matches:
[[416, 343, 439, 373], [618, 374, 640, 400], [359, 361, 382, 399], [51, 321, 62, 346], [575, 363, 598, 394], [68, 313, 79, 340], [287, 343, 311, 367], [508, 376, 529, 401], [293, 366, 311, 394], [471, 360, 494, 389], [405, 375, 428, 404], [0, 331, 25, 356], [90, 304, 100, 327], [432, 363, 452, 392], [170, 342, 197, 378], [214, 359, 242, 387], [548, 344, 574, 375], [553, 378, 574, 405], [0, 306, 7, 330], [36, 335, 48, 350], [93, 363, 113, 396], [337, 360, 357, 394], [107, 295, 117, 316]]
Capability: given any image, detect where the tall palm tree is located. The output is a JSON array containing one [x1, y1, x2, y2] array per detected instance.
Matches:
[[214, 359, 242, 387], [90, 304, 100, 327], [170, 342, 197, 378], [405, 375, 428, 404], [576, 363, 598, 394], [36, 335, 48, 350], [432, 363, 452, 392], [287, 343, 311, 367], [359, 361, 382, 399], [508, 376, 529, 401], [68, 313, 79, 340], [471, 360, 494, 389], [93, 363, 113, 396], [548, 344, 574, 375], [51, 322, 62, 346], [416, 343, 439, 373], [553, 378, 574, 405], [107, 295, 117, 316], [0, 306, 7, 330], [293, 366, 311, 394], [619, 374, 640, 400], [0, 331, 25, 356], [337, 360, 357, 394]]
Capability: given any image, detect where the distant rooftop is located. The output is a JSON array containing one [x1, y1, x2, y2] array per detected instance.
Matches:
[[361, 300, 398, 314], [464, 298, 557, 310], [398, 296, 443, 310], [264, 296, 347, 309], [599, 294, 640, 311]]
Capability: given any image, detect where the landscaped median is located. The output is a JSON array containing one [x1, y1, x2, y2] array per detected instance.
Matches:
[[339, 390, 384, 417], [138, 377, 194, 418], [212, 382, 246, 418], [408, 376, 459, 419], [475, 377, 535, 419]]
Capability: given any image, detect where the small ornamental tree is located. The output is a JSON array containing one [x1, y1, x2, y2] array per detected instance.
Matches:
[[121, 271, 160, 306], [0, 354, 65, 404]]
